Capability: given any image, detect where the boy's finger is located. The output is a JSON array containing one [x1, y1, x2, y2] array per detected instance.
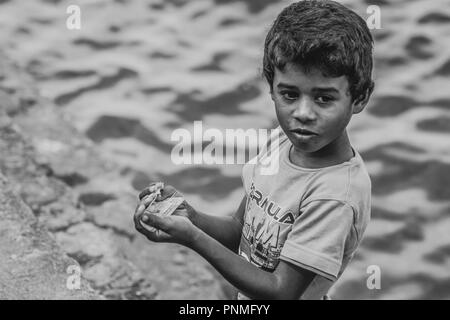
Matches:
[[141, 213, 170, 233], [143, 230, 159, 242], [134, 215, 148, 233], [138, 188, 150, 200], [153, 230, 173, 243], [134, 195, 155, 220], [142, 193, 157, 206], [138, 182, 159, 200], [134, 203, 143, 224], [159, 185, 180, 201], [134, 198, 155, 227], [143, 229, 172, 243], [178, 200, 189, 210], [135, 203, 146, 216], [136, 223, 161, 242]]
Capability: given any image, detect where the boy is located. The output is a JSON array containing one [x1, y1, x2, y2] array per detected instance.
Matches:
[[134, 0, 374, 300]]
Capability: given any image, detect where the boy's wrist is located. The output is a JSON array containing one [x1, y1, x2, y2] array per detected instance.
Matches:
[[187, 226, 205, 250], [187, 206, 199, 227]]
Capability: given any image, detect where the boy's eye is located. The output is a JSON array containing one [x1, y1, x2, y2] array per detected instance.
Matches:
[[280, 91, 298, 101], [316, 95, 334, 104]]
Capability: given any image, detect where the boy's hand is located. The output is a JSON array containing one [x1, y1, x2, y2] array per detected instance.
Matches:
[[138, 212, 199, 247], [135, 183, 196, 220], [133, 183, 199, 246], [138, 182, 165, 202]]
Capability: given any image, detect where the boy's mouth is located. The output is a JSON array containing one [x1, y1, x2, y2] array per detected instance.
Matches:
[[290, 128, 318, 136]]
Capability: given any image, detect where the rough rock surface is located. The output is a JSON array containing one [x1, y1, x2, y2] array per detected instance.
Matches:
[[0, 173, 98, 299], [0, 51, 227, 299]]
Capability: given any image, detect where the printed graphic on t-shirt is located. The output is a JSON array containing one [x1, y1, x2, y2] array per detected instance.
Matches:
[[239, 182, 297, 271]]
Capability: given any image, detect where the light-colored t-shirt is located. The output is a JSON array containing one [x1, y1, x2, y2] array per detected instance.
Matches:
[[237, 127, 371, 299]]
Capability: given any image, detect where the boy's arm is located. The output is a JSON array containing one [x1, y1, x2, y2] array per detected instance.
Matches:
[[137, 184, 245, 252], [144, 214, 315, 299], [135, 186, 314, 298], [188, 195, 246, 253], [193, 229, 315, 299]]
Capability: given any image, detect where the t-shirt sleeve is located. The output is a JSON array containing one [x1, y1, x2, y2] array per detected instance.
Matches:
[[280, 200, 354, 280]]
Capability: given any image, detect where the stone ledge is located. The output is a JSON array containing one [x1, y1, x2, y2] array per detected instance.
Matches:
[[0, 50, 226, 300], [0, 173, 100, 300]]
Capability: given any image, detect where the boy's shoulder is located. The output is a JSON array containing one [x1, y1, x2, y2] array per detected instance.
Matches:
[[303, 150, 371, 203], [300, 149, 372, 225]]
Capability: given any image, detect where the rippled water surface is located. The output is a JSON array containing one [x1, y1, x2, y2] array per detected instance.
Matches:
[[1, 0, 450, 299]]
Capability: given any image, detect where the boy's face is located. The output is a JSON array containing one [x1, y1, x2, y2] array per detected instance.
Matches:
[[271, 62, 367, 155]]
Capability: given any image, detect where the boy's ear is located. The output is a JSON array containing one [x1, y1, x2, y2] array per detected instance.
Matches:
[[352, 97, 367, 114], [352, 84, 374, 114]]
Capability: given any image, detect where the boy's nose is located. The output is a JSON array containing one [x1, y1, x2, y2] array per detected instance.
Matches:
[[292, 97, 316, 123]]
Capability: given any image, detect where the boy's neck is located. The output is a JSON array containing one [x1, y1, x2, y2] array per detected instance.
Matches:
[[289, 131, 355, 169]]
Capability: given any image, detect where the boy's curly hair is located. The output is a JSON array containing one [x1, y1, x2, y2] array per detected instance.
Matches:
[[263, 0, 375, 102]]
